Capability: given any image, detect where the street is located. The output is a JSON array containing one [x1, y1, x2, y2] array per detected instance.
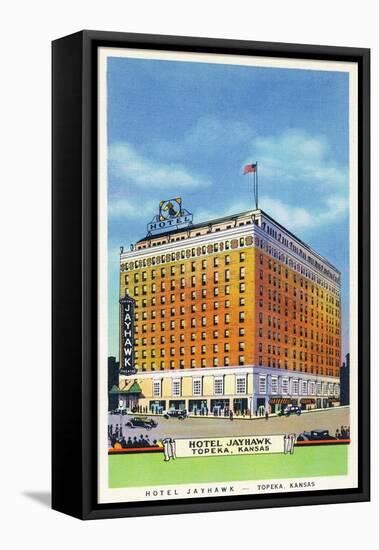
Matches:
[[108, 406, 350, 443]]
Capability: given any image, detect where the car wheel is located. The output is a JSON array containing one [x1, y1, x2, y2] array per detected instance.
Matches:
[[146, 425, 152, 430], [297, 411, 301, 415], [126, 423, 132, 428]]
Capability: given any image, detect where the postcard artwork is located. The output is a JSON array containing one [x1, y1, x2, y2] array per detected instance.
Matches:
[[97, 47, 358, 504]]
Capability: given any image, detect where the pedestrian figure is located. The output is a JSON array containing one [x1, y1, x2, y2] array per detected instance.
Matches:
[[265, 411, 269, 421], [229, 410, 234, 421]]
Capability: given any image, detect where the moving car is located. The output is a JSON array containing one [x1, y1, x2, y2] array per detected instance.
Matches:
[[297, 428, 337, 441], [163, 409, 188, 420], [278, 405, 302, 417], [125, 416, 158, 430]]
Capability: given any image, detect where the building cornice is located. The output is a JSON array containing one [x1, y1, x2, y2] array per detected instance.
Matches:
[[121, 364, 339, 384]]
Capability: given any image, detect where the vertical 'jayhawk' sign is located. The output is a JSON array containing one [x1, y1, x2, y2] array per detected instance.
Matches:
[[119, 294, 136, 375]]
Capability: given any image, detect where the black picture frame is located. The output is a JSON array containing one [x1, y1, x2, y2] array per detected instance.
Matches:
[[52, 30, 370, 520]]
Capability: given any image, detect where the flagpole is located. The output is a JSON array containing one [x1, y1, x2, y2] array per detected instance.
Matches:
[[256, 161, 258, 210]]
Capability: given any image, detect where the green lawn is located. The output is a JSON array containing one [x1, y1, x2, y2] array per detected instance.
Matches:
[[109, 446, 348, 488]]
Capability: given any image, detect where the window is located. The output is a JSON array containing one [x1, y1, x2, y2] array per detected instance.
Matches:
[[259, 376, 267, 394], [301, 380, 308, 395], [271, 376, 278, 394], [172, 379, 181, 396], [153, 380, 161, 397], [292, 379, 299, 394], [214, 377, 224, 395], [236, 376, 246, 394], [240, 267, 245, 279], [282, 377, 289, 394], [193, 378, 202, 396]]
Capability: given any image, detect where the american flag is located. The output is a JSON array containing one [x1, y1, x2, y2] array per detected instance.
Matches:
[[243, 163, 257, 175]]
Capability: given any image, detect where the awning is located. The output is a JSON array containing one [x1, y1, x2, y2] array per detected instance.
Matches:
[[109, 381, 142, 395], [300, 398, 316, 405], [269, 398, 292, 405]]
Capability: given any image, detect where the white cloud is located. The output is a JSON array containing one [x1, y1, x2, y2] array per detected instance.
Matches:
[[108, 197, 157, 220], [260, 194, 348, 232], [246, 129, 348, 188], [148, 116, 254, 160], [195, 201, 252, 224], [186, 116, 253, 150], [109, 142, 211, 189]]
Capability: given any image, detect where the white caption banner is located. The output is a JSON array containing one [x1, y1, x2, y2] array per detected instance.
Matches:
[[162, 434, 296, 461]]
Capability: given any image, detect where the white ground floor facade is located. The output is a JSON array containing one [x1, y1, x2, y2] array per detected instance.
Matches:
[[117, 365, 340, 417]]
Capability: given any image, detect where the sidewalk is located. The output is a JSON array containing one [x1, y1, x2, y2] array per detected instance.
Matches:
[[109, 405, 349, 421]]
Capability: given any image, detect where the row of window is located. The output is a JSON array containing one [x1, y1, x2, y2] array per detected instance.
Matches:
[[153, 376, 247, 398], [140, 357, 246, 370], [134, 311, 246, 332], [129, 280, 248, 296], [136, 328, 245, 345], [130, 236, 250, 263], [259, 220, 339, 286], [138, 356, 340, 371], [136, 343, 338, 359], [151, 375, 339, 398], [127, 254, 247, 282], [134, 298, 246, 319]]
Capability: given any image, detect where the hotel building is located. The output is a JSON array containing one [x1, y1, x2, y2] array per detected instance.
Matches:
[[116, 204, 341, 416]]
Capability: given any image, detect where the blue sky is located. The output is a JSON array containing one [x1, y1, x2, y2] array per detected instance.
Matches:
[[107, 56, 350, 360]]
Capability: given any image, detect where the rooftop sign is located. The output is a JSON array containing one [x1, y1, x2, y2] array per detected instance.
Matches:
[[147, 198, 193, 236]]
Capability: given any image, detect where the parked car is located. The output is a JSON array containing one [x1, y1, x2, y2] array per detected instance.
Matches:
[[125, 416, 158, 430], [163, 409, 188, 420], [110, 408, 128, 415], [297, 428, 337, 441], [278, 405, 302, 417]]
